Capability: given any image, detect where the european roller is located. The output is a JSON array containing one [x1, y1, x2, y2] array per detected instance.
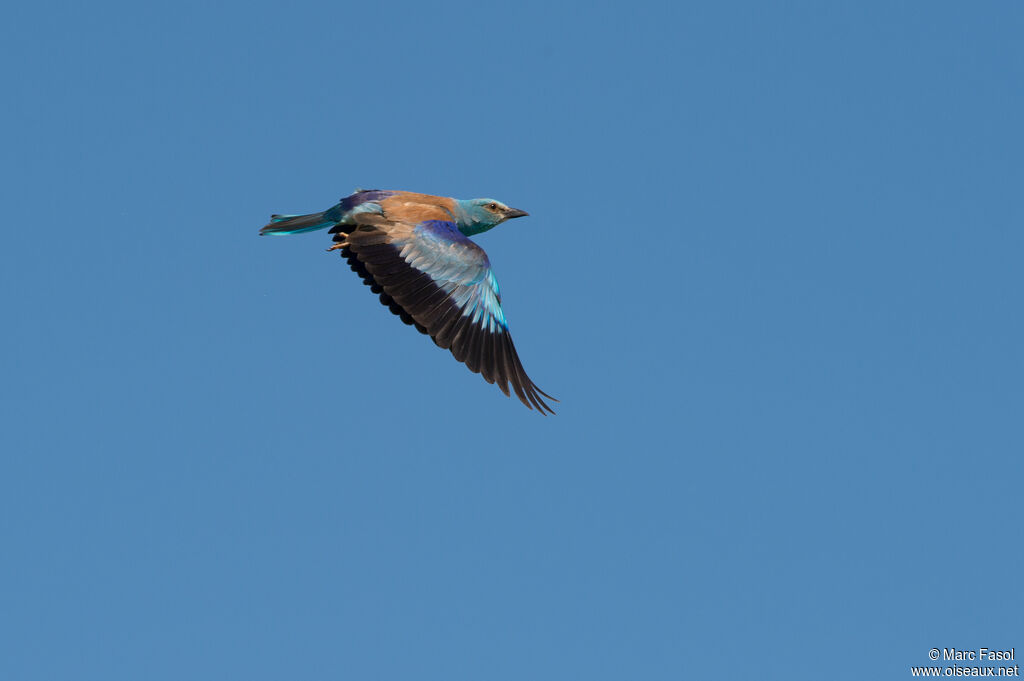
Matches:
[[260, 189, 556, 414]]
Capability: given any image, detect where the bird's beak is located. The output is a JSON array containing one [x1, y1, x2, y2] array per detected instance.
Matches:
[[504, 208, 529, 219]]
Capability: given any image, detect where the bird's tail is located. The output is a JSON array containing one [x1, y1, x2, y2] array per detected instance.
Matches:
[[260, 212, 334, 236]]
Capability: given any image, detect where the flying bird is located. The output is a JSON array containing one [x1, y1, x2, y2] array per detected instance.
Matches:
[[261, 190, 556, 414]]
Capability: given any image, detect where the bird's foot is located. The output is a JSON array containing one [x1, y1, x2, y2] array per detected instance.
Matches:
[[327, 240, 349, 252]]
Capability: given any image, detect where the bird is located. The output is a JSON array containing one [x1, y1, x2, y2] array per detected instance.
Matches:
[[260, 189, 556, 414]]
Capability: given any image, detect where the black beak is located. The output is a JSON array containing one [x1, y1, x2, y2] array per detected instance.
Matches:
[[504, 207, 529, 219]]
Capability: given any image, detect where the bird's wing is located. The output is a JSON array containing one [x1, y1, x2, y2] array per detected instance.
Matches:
[[336, 212, 555, 414]]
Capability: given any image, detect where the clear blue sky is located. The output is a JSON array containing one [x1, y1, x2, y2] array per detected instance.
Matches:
[[2, 2, 1021, 679]]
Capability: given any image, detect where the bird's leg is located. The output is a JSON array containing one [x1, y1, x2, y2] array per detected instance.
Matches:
[[327, 233, 350, 251]]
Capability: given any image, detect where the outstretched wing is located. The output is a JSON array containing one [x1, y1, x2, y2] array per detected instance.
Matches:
[[332, 212, 555, 414]]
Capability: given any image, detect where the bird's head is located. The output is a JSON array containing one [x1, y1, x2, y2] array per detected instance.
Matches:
[[454, 198, 529, 236]]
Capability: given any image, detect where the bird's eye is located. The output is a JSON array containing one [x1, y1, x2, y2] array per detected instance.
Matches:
[[488, 203, 498, 210]]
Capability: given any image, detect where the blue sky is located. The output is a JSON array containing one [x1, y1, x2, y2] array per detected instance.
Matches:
[[2, 1, 1021, 679]]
